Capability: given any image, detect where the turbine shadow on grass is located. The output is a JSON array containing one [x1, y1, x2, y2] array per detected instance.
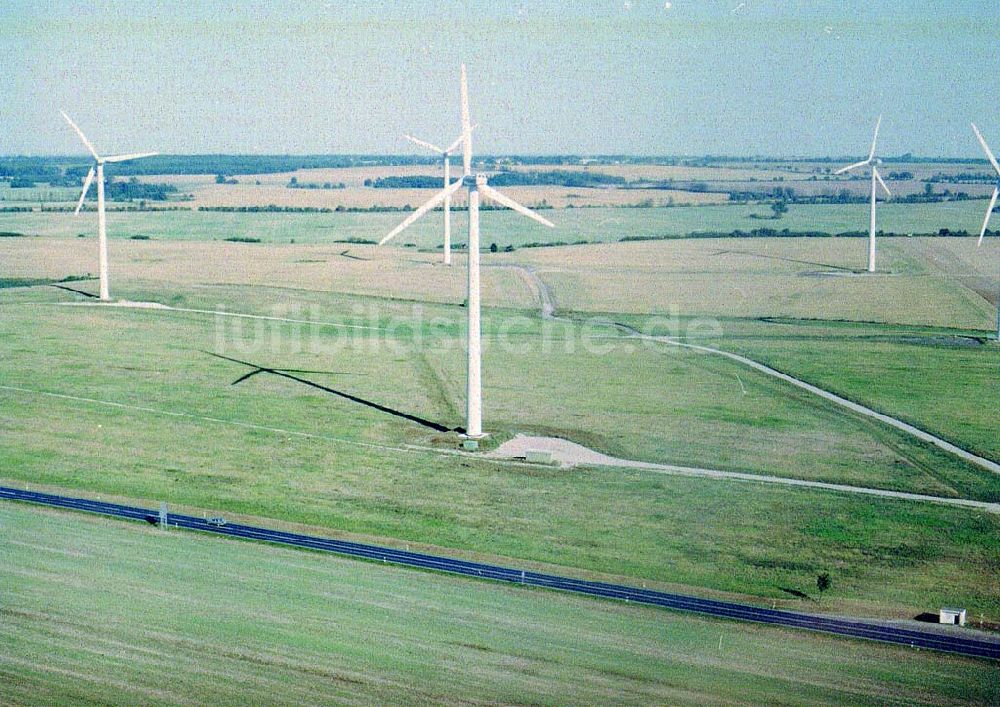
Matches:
[[204, 351, 458, 433], [713, 249, 855, 273], [51, 283, 100, 299], [778, 586, 814, 601]]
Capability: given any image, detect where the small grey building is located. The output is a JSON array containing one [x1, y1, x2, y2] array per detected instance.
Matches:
[[939, 607, 967, 626]]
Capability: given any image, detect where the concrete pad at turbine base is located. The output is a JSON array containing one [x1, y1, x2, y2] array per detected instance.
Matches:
[[486, 434, 1000, 513], [800, 270, 860, 278], [488, 434, 617, 468]]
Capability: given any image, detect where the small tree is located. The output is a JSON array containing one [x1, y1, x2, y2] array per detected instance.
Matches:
[[817, 572, 831, 594], [771, 200, 788, 219], [489, 242, 498, 253]]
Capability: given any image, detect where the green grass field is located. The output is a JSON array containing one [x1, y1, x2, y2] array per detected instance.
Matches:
[[723, 321, 1000, 462], [1, 286, 999, 622], [2, 502, 997, 705], [2, 285, 997, 499], [2, 207, 999, 695], [613, 315, 1000, 465], [0, 199, 992, 247]]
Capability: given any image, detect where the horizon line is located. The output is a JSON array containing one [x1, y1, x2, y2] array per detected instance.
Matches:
[[0, 152, 993, 163]]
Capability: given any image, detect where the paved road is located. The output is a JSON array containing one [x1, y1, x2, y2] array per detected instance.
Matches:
[[2, 485, 997, 661]]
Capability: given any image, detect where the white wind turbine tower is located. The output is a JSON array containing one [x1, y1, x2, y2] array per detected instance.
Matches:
[[971, 123, 1000, 341], [380, 65, 554, 438], [403, 131, 467, 265], [61, 111, 158, 301], [836, 115, 892, 273]]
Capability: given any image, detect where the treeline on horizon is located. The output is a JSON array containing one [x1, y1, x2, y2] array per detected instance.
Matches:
[[1, 153, 993, 184], [370, 170, 628, 189]]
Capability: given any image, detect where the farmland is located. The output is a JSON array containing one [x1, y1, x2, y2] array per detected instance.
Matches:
[[4, 502, 996, 705], [1, 263, 999, 621], [2, 156, 999, 698], [1, 200, 995, 247], [6, 0, 1000, 700]]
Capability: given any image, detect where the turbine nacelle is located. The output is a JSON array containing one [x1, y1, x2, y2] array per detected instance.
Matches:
[[61, 111, 158, 213]]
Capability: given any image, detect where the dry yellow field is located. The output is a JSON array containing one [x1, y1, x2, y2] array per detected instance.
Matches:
[[134, 165, 733, 209], [508, 163, 805, 181], [165, 180, 725, 210], [0, 237, 535, 308], [512, 237, 999, 328], [4, 235, 996, 329]]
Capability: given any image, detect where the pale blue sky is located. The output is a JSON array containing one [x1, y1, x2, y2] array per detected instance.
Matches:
[[2, 0, 998, 157]]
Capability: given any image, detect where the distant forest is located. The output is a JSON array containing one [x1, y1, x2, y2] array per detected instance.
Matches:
[[3, 154, 994, 185], [369, 170, 627, 189], [1, 155, 994, 207]]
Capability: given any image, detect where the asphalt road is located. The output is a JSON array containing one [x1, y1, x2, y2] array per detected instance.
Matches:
[[2, 485, 997, 661]]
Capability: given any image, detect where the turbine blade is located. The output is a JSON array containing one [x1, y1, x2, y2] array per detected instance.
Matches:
[[404, 134, 444, 154], [461, 64, 472, 176], [972, 123, 1000, 176], [103, 151, 158, 163], [479, 183, 555, 228], [867, 114, 882, 162], [979, 186, 998, 246], [60, 110, 99, 160], [74, 167, 95, 216], [874, 167, 892, 197], [444, 124, 476, 155], [835, 159, 870, 175], [379, 179, 465, 245]]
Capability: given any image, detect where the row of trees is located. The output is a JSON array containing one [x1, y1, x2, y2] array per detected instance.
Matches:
[[287, 176, 345, 189], [366, 170, 629, 189]]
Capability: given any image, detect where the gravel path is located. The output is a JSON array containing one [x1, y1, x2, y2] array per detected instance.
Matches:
[[624, 329, 1000, 477], [55, 300, 385, 330], [504, 263, 1000, 477], [489, 435, 1000, 513]]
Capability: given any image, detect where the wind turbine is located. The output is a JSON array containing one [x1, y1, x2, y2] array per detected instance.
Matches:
[[61, 111, 158, 301], [836, 115, 892, 273], [971, 123, 1000, 341], [380, 65, 554, 438], [403, 130, 468, 265]]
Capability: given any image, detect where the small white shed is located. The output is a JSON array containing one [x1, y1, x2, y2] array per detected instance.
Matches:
[[939, 607, 966, 626]]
